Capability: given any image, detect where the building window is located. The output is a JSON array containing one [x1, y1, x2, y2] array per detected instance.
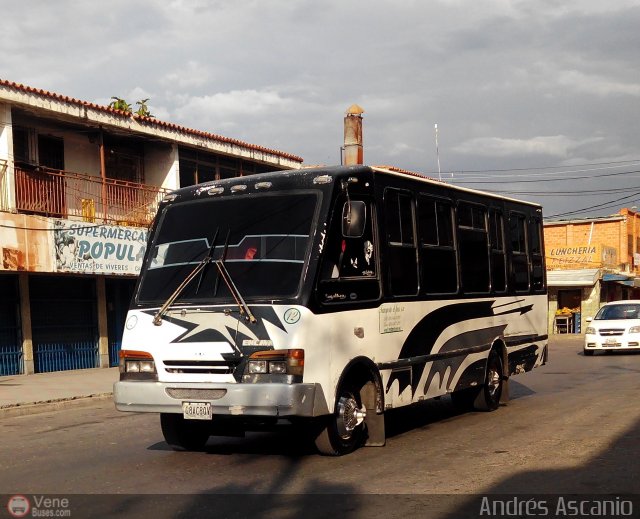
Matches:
[[38, 135, 65, 170], [12, 126, 36, 165]]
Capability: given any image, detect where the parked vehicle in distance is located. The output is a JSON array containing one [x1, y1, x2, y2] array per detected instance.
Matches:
[[584, 300, 640, 355]]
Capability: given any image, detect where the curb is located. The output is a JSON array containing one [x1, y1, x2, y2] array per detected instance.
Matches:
[[0, 392, 114, 419]]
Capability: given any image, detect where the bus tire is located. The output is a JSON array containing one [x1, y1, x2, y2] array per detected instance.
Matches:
[[314, 381, 366, 456], [450, 387, 477, 411], [160, 413, 210, 451], [473, 348, 504, 412]]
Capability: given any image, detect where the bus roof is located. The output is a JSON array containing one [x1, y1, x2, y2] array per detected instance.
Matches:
[[166, 164, 542, 210]]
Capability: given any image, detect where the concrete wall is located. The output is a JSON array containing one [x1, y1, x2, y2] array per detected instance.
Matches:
[[0, 103, 15, 211], [545, 213, 640, 274], [144, 142, 179, 190]]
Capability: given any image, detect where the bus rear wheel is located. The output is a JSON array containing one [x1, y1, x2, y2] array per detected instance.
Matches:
[[452, 349, 504, 412], [314, 382, 367, 456], [160, 413, 210, 451], [474, 349, 504, 411]]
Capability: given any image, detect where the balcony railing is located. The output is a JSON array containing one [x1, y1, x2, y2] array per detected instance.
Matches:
[[13, 166, 170, 227]]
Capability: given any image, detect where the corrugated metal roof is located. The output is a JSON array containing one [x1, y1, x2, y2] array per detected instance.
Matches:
[[547, 269, 601, 287], [602, 273, 632, 281]]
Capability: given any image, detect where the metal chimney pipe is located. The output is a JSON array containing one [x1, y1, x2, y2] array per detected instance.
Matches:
[[343, 104, 364, 165]]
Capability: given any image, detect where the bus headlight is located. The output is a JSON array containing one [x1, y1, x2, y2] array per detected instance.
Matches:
[[268, 361, 287, 374], [247, 360, 268, 374], [243, 349, 304, 382], [119, 350, 157, 381]]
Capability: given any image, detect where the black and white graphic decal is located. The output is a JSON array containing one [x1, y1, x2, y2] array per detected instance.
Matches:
[[384, 300, 538, 397], [143, 306, 286, 353]]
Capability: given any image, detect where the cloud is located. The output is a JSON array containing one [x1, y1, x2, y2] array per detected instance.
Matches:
[[453, 135, 603, 158], [1, 0, 640, 217], [557, 70, 640, 97]]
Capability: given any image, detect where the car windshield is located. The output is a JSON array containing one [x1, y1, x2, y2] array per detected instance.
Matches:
[[137, 192, 318, 304], [595, 304, 640, 320]]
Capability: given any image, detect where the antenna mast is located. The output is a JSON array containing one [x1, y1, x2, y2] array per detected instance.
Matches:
[[435, 123, 441, 181]]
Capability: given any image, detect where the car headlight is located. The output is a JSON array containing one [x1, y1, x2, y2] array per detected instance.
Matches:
[[585, 327, 596, 335], [629, 326, 640, 334]]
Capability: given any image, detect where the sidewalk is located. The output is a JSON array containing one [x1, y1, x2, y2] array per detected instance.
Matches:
[[0, 367, 119, 418]]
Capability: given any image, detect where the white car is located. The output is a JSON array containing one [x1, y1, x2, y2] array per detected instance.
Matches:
[[584, 300, 640, 355]]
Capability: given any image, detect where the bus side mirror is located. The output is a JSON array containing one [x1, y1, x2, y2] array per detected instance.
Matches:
[[342, 201, 366, 238]]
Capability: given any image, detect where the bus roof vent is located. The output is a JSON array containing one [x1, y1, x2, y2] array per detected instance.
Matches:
[[207, 187, 224, 196], [313, 175, 333, 185]]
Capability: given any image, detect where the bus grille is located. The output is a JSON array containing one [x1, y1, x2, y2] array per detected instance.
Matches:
[[165, 388, 227, 400], [162, 360, 236, 374]]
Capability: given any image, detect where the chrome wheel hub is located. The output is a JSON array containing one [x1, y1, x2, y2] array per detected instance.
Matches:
[[336, 394, 366, 439], [488, 367, 501, 398]]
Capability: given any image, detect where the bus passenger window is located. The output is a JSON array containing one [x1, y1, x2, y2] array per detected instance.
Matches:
[[385, 189, 418, 296], [321, 200, 376, 280], [339, 238, 375, 277]]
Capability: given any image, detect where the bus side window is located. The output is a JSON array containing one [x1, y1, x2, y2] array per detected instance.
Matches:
[[458, 202, 490, 294], [529, 216, 545, 291], [509, 212, 530, 292], [385, 189, 418, 296], [321, 200, 376, 280], [417, 195, 458, 294], [489, 209, 507, 293]]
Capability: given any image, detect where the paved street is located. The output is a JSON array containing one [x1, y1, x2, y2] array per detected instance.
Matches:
[[1, 335, 639, 518]]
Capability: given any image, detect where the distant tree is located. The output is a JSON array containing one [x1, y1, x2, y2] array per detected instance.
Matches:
[[135, 98, 153, 117], [109, 97, 132, 113]]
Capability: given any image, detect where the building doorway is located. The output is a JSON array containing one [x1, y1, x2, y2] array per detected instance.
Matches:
[[557, 289, 582, 333], [106, 278, 136, 367]]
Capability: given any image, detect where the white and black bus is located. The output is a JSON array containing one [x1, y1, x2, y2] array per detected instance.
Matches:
[[114, 165, 548, 455]]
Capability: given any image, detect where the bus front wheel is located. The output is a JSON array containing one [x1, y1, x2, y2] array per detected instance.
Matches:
[[314, 382, 367, 456], [160, 413, 210, 451]]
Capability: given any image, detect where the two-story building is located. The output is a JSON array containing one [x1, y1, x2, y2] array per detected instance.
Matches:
[[544, 208, 640, 334], [0, 79, 303, 376]]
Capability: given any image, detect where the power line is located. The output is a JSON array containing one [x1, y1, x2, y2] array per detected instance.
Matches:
[[546, 189, 640, 219], [439, 158, 640, 176], [452, 168, 640, 185]]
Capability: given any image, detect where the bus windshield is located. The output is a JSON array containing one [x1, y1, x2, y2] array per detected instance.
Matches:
[[137, 192, 318, 304]]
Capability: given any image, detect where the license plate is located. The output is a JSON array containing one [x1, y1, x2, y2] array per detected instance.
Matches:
[[182, 401, 212, 420], [604, 338, 620, 346]]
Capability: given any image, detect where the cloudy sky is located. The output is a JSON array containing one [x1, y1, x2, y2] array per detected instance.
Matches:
[[2, 0, 640, 219]]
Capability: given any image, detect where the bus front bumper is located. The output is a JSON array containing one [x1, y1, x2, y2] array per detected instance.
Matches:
[[114, 381, 330, 417]]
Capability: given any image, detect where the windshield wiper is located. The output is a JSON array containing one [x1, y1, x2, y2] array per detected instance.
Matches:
[[152, 229, 219, 326], [195, 228, 220, 295], [214, 259, 257, 324]]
